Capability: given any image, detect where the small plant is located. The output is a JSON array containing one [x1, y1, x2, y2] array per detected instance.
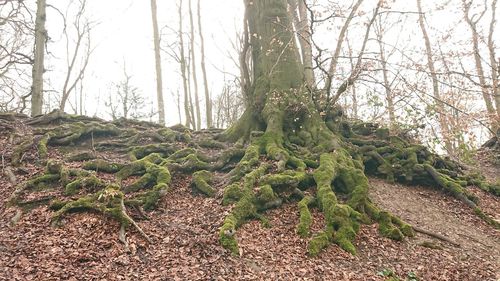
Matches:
[[376, 269, 420, 281]]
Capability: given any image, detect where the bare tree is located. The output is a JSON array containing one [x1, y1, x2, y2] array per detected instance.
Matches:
[[105, 62, 147, 120], [0, 0, 33, 113], [59, 0, 93, 112], [323, 0, 364, 97], [417, 0, 454, 154], [150, 0, 166, 125], [31, 0, 47, 116], [462, 0, 497, 132]]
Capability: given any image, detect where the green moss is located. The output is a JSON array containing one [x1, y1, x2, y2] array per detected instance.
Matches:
[[53, 184, 131, 227], [65, 151, 96, 162], [37, 133, 51, 159], [25, 174, 60, 189], [199, 139, 225, 149], [123, 173, 155, 193], [64, 174, 105, 195], [219, 214, 239, 255], [229, 144, 260, 181], [297, 196, 313, 237], [46, 160, 63, 174], [223, 183, 243, 205], [378, 211, 404, 241], [192, 170, 215, 197], [83, 159, 123, 173], [141, 183, 169, 210], [11, 139, 34, 166], [256, 184, 276, 202], [308, 228, 333, 256]]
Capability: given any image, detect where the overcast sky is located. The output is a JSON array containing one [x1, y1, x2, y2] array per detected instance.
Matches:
[[44, 0, 244, 125]]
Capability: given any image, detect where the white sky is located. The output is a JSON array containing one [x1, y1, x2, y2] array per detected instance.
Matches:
[[45, 0, 244, 125]]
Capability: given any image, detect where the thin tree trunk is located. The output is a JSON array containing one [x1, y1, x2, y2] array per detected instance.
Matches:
[[376, 33, 396, 127], [150, 0, 165, 125], [179, 0, 192, 129], [417, 0, 454, 155], [487, 0, 500, 133], [288, 0, 315, 87], [346, 36, 358, 119], [187, 54, 196, 130], [31, 0, 47, 117], [462, 0, 496, 131], [188, 0, 201, 130], [197, 0, 212, 128]]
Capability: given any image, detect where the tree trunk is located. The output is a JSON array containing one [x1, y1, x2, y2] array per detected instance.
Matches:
[[462, 0, 497, 133], [188, 0, 201, 130], [31, 0, 47, 117], [288, 0, 315, 88], [225, 0, 336, 150], [487, 0, 500, 134], [178, 0, 193, 129], [150, 0, 166, 125], [376, 27, 395, 128], [417, 0, 454, 155], [197, 0, 212, 128]]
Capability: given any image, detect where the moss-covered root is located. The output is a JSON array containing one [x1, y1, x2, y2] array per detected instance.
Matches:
[[116, 153, 171, 210], [297, 195, 314, 237], [83, 159, 124, 173], [8, 160, 68, 204], [52, 184, 151, 242], [11, 139, 34, 166], [37, 133, 51, 159], [192, 170, 215, 197], [219, 164, 269, 255], [310, 153, 362, 256], [424, 164, 499, 228], [64, 174, 106, 196]]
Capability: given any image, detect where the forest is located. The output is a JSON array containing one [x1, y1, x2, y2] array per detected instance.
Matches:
[[0, 0, 499, 280]]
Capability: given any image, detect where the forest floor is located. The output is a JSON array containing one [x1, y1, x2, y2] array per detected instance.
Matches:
[[0, 116, 499, 281]]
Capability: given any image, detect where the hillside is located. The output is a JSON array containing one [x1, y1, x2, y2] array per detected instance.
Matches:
[[0, 112, 498, 280]]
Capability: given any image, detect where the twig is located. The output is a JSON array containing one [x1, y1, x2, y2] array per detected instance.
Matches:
[[412, 226, 461, 247]]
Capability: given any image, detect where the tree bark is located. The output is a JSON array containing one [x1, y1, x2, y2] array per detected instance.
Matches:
[[462, 0, 497, 132], [178, 0, 193, 129], [288, 0, 315, 88], [150, 0, 165, 125], [31, 0, 47, 117], [188, 0, 201, 130], [487, 0, 500, 134], [197, 0, 212, 128]]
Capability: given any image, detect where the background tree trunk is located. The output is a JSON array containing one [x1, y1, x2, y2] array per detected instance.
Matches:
[[462, 0, 497, 133], [31, 0, 47, 117], [178, 0, 193, 129], [197, 0, 212, 128], [417, 0, 454, 155], [188, 0, 201, 130], [150, 0, 165, 125]]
